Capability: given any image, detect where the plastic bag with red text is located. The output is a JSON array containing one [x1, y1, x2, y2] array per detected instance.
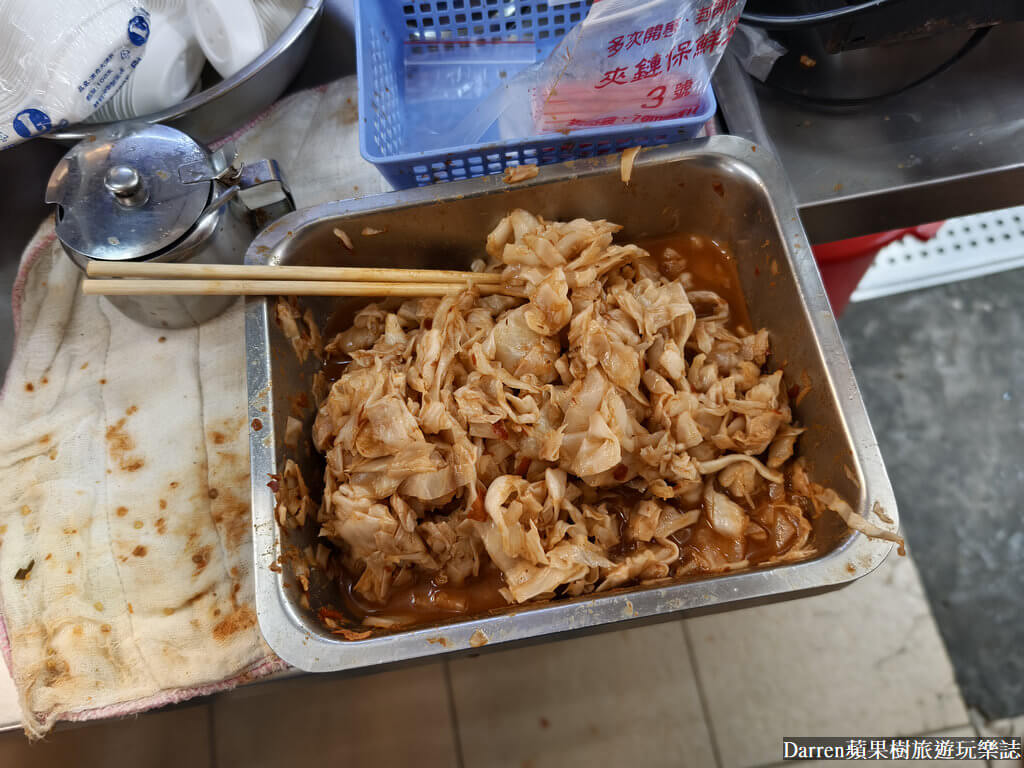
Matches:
[[453, 0, 743, 145]]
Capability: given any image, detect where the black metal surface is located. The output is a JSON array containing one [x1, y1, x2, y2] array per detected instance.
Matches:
[[743, 0, 1024, 50], [762, 28, 991, 107], [818, 0, 1024, 51]]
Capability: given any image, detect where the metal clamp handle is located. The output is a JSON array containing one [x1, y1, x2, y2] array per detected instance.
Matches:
[[238, 158, 296, 211], [179, 143, 295, 227], [236, 158, 296, 226]]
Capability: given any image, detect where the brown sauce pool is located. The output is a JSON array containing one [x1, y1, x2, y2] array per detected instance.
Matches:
[[340, 564, 509, 625], [320, 359, 350, 384], [312, 233, 794, 628], [644, 233, 752, 332]]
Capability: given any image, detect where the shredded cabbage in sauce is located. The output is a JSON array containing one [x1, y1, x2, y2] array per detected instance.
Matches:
[[273, 211, 900, 628]]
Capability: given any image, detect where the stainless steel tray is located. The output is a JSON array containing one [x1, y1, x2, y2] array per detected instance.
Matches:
[[245, 136, 898, 672]]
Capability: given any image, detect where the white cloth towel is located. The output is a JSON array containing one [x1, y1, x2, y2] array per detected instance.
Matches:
[[0, 75, 389, 736]]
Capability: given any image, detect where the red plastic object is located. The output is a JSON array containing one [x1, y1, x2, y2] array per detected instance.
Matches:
[[812, 222, 944, 315]]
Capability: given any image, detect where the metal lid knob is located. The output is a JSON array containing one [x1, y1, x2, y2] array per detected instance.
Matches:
[[104, 165, 148, 208], [104, 165, 142, 197]]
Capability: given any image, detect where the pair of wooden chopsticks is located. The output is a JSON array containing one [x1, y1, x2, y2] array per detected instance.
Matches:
[[81, 262, 509, 297]]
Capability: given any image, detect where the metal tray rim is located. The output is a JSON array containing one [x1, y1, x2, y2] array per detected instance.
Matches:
[[245, 136, 898, 671]]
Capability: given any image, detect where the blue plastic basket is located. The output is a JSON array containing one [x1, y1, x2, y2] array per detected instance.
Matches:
[[355, 0, 717, 189]]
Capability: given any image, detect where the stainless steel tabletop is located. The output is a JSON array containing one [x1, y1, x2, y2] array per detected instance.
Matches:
[[713, 22, 1024, 244]]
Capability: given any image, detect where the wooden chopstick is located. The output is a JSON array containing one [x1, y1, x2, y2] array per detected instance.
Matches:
[[85, 261, 502, 284], [81, 279, 511, 297]]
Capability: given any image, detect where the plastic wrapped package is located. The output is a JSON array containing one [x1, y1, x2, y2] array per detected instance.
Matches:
[[0, 1, 150, 148], [403, 42, 540, 151], [454, 0, 744, 146], [730, 23, 787, 81]]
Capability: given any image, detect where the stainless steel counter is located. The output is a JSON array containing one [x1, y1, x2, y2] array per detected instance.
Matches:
[[713, 22, 1024, 243]]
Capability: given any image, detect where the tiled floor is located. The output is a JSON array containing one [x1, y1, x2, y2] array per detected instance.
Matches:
[[686, 552, 968, 768], [449, 620, 716, 768], [1, 549, 1009, 768], [0, 704, 211, 768], [212, 664, 458, 768]]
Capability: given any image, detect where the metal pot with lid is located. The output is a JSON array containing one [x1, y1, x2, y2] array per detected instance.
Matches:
[[46, 122, 294, 328]]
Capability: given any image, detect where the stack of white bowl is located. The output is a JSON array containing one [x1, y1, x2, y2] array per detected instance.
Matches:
[[85, 0, 304, 123]]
